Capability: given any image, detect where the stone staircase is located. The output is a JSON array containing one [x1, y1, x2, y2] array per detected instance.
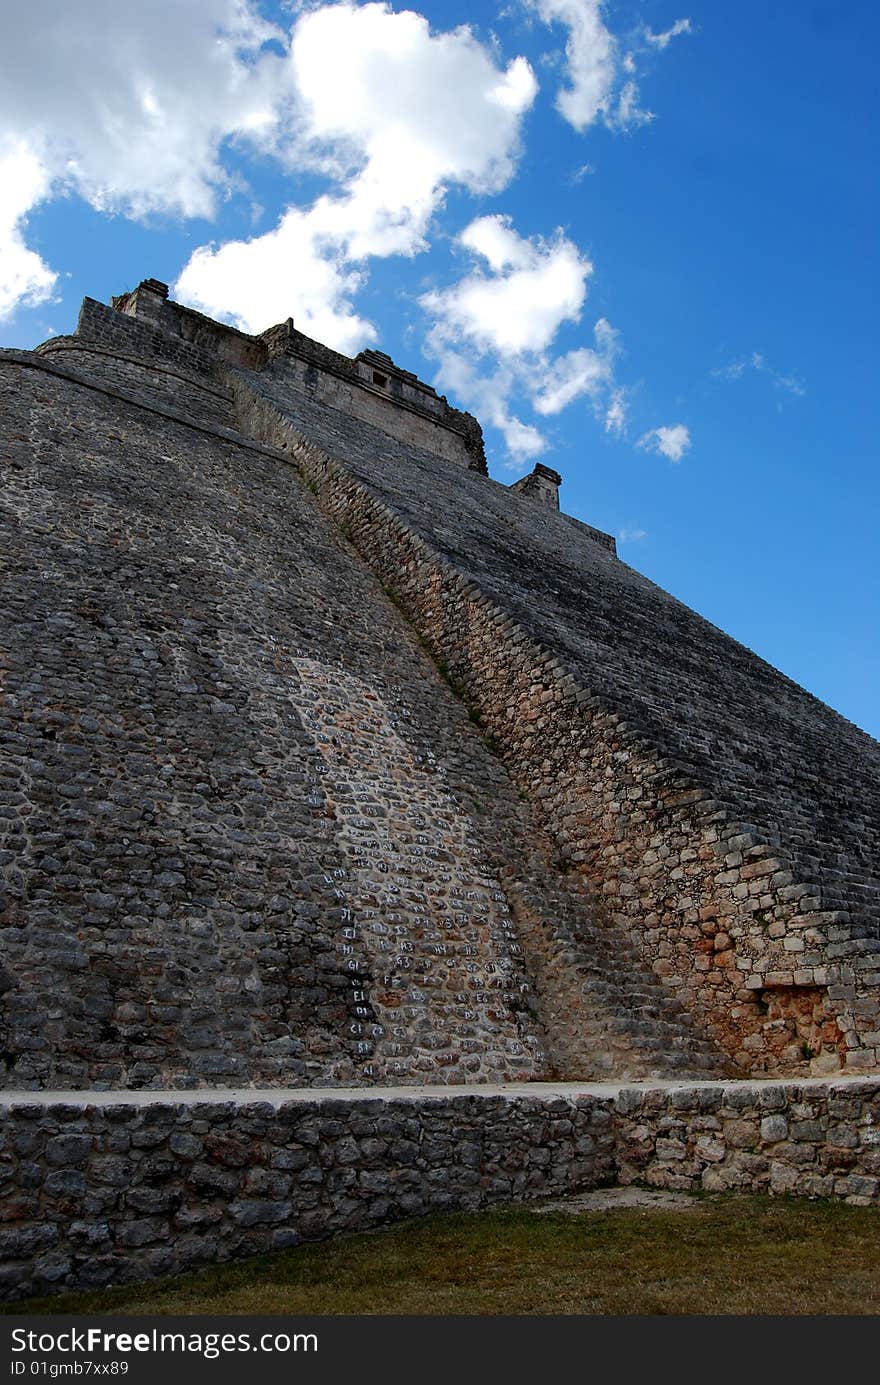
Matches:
[[501, 855, 733, 1082]]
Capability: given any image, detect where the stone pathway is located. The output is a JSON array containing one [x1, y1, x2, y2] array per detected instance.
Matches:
[[530, 1186, 706, 1214], [0, 1073, 873, 1108]]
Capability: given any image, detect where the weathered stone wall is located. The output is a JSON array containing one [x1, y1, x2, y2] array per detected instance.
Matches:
[[1, 352, 727, 1090], [2, 1077, 879, 1303], [3, 284, 880, 1308], [258, 353, 480, 472], [615, 1077, 880, 1201], [0, 1086, 616, 1302], [232, 379, 880, 1077], [35, 339, 234, 430], [113, 282, 268, 371], [70, 298, 227, 379], [0, 360, 535, 1089], [257, 321, 486, 472]]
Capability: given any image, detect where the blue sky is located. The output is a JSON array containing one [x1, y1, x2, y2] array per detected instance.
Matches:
[[2, 1, 878, 737]]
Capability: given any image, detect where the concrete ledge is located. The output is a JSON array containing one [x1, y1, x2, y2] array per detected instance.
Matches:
[[2, 1078, 879, 1303]]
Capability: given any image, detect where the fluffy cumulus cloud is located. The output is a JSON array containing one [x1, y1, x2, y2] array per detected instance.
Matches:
[[422, 215, 591, 357], [422, 214, 624, 465], [289, 4, 537, 227], [178, 4, 538, 347], [177, 207, 376, 354], [0, 141, 57, 319], [0, 0, 287, 322], [0, 0, 688, 472], [637, 423, 691, 462], [0, 0, 289, 219], [0, 0, 537, 342]]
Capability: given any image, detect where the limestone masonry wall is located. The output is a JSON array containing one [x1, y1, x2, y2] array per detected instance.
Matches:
[[110, 280, 485, 470], [614, 1077, 880, 1199], [35, 338, 234, 431], [0, 1088, 616, 1303]]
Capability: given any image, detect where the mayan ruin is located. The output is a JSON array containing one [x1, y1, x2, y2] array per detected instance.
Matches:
[[1, 278, 879, 1302]]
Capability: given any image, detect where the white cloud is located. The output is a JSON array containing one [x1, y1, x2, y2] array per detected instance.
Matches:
[[615, 80, 653, 129], [0, 0, 537, 337], [604, 386, 627, 435], [176, 207, 375, 353], [422, 214, 591, 357], [0, 0, 289, 320], [618, 526, 647, 543], [570, 161, 595, 183], [0, 140, 57, 321], [532, 319, 620, 414], [501, 415, 547, 460], [0, 1, 286, 221], [459, 215, 535, 273], [713, 350, 805, 397], [290, 4, 537, 216], [714, 358, 747, 380], [178, 5, 538, 344], [532, 0, 616, 130], [644, 19, 694, 50], [428, 348, 546, 464], [530, 0, 658, 131], [421, 216, 625, 466], [637, 423, 691, 462], [771, 371, 806, 398]]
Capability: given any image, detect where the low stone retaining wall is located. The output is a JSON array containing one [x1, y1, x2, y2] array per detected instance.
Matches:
[[2, 1078, 879, 1304], [0, 1085, 615, 1303]]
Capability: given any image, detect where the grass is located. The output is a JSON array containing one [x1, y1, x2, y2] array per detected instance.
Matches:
[[6, 1193, 880, 1316]]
